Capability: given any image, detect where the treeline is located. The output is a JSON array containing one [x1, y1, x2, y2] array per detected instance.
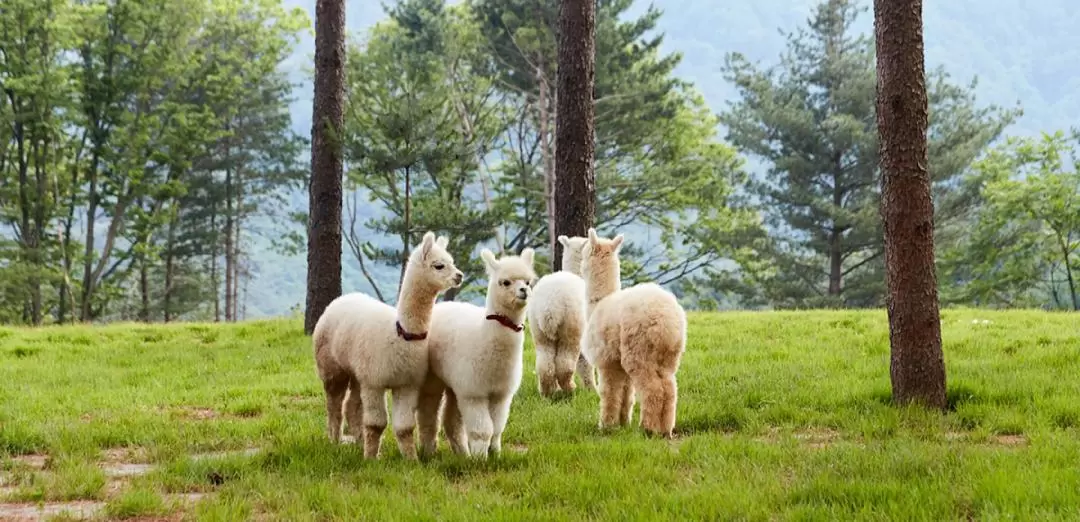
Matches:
[[4, 0, 1076, 325], [340, 0, 1078, 311], [0, 0, 308, 325], [339, 0, 763, 304]]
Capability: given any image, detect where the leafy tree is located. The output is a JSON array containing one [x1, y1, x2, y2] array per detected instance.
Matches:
[[342, 1, 506, 301], [720, 0, 1017, 308], [940, 131, 1080, 309], [474, 0, 761, 287]]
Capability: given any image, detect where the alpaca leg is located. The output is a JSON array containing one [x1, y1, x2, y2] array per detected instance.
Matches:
[[459, 396, 494, 458], [487, 394, 513, 457], [535, 345, 558, 396], [634, 371, 678, 438], [619, 380, 635, 426], [576, 353, 597, 392], [441, 389, 467, 455], [597, 367, 630, 429], [555, 344, 578, 393], [416, 376, 445, 458], [322, 375, 349, 443], [343, 377, 364, 441], [391, 386, 420, 460], [359, 387, 388, 459]]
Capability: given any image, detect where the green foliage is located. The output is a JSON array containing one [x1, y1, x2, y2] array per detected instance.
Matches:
[[940, 131, 1080, 309], [719, 0, 1018, 309], [0, 0, 309, 324], [343, 0, 506, 301]]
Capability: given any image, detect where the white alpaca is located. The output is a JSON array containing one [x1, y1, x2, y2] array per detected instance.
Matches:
[[526, 235, 597, 396], [580, 228, 687, 438], [312, 232, 464, 460], [416, 248, 538, 458]]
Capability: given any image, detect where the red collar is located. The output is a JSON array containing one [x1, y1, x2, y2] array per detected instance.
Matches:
[[396, 321, 427, 341], [486, 314, 523, 332]]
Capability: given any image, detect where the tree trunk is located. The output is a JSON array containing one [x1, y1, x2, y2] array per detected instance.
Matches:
[[828, 229, 843, 296], [552, 0, 597, 272], [875, 0, 946, 409], [163, 202, 178, 322], [224, 152, 234, 322], [139, 256, 150, 322], [210, 199, 220, 322], [538, 64, 557, 263], [304, 0, 345, 335]]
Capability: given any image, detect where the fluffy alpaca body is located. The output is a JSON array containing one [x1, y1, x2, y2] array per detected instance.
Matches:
[[312, 232, 463, 459], [527, 235, 596, 395], [417, 248, 537, 458], [580, 228, 686, 438]]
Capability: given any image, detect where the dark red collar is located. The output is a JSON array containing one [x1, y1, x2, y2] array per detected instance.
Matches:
[[486, 314, 523, 332], [396, 321, 427, 341]]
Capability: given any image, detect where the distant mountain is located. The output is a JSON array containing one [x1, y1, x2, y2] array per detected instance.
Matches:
[[239, 0, 1080, 317]]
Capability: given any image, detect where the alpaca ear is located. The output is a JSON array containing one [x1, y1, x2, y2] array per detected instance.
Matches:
[[520, 247, 535, 267], [421, 231, 436, 259], [435, 236, 449, 249], [557, 235, 569, 247], [611, 234, 624, 251], [587, 228, 598, 245], [480, 249, 498, 273]]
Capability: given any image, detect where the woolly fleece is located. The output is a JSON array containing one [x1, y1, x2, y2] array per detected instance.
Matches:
[[417, 248, 538, 458], [312, 232, 463, 459], [527, 235, 596, 396], [580, 228, 687, 438]]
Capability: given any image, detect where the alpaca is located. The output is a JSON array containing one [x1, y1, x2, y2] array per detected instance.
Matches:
[[526, 235, 597, 396], [579, 228, 686, 438], [416, 248, 537, 458], [312, 231, 464, 460]]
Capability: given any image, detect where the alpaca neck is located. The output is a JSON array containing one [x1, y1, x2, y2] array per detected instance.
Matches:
[[585, 268, 620, 313], [561, 251, 582, 277], [484, 295, 526, 326], [396, 269, 438, 335]]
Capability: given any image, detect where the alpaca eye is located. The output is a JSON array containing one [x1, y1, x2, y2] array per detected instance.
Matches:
[[501, 279, 511, 287], [433, 263, 445, 270]]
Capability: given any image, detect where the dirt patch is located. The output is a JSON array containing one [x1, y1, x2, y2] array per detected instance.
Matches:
[[944, 432, 1029, 446], [168, 407, 220, 420], [190, 447, 262, 461], [990, 434, 1028, 446], [9, 454, 47, 470], [507, 443, 528, 454], [753, 427, 845, 448], [0, 500, 106, 521]]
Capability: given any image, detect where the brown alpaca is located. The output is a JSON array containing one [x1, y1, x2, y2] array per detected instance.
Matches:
[[579, 228, 687, 437]]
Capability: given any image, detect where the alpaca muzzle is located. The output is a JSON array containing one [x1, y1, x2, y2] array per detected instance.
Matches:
[[452, 271, 464, 287]]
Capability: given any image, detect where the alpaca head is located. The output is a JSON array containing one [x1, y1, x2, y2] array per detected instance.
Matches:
[[480, 248, 537, 312], [557, 235, 588, 276], [581, 228, 624, 297], [407, 231, 464, 292]]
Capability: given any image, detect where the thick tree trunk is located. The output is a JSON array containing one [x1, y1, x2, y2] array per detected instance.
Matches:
[[304, 0, 345, 335], [163, 203, 178, 322], [875, 0, 946, 409], [552, 0, 597, 271]]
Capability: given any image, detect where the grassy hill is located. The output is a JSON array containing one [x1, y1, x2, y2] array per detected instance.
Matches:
[[2, 309, 1079, 519], [239, 0, 1080, 318]]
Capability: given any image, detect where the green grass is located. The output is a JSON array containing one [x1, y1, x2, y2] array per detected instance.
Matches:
[[2, 309, 1080, 520]]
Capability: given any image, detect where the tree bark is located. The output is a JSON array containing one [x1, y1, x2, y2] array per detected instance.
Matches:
[[553, 0, 597, 271], [875, 0, 946, 409], [305, 0, 345, 335]]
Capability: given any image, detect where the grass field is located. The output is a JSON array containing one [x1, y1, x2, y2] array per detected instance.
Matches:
[[1, 309, 1079, 521]]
